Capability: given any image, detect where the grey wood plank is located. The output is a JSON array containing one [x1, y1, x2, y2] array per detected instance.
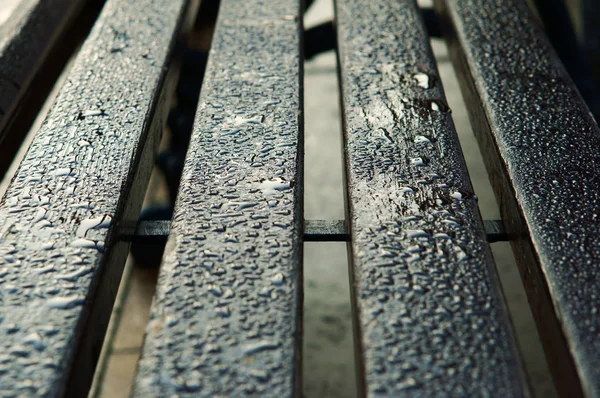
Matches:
[[335, 0, 528, 396], [0, 0, 199, 396], [0, 0, 102, 178], [436, 0, 600, 396], [132, 1, 303, 397]]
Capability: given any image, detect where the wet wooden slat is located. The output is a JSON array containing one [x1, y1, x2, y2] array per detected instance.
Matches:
[[436, 0, 600, 396], [132, 1, 303, 396], [335, 0, 528, 395], [0, 0, 198, 396], [0, 0, 102, 178]]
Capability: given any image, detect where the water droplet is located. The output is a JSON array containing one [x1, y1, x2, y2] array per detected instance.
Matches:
[[236, 115, 264, 125], [216, 307, 230, 318], [11, 345, 30, 357], [5, 284, 17, 294], [72, 202, 95, 210], [413, 73, 430, 89], [455, 247, 469, 261], [270, 272, 284, 286], [258, 178, 291, 194], [41, 242, 55, 250], [76, 215, 111, 237], [264, 100, 281, 105], [26, 174, 42, 182], [207, 284, 223, 297], [406, 229, 429, 238], [35, 264, 55, 274], [414, 135, 431, 144], [410, 158, 425, 167], [46, 295, 85, 309], [38, 325, 59, 336], [83, 109, 104, 117], [50, 168, 72, 177], [71, 238, 98, 249], [407, 245, 422, 253], [243, 340, 279, 355], [33, 208, 48, 223], [397, 377, 419, 390], [249, 369, 270, 382], [22, 333, 46, 351], [38, 196, 51, 206], [429, 100, 449, 112], [233, 202, 257, 211], [57, 267, 90, 281], [442, 219, 460, 227], [450, 191, 463, 200]]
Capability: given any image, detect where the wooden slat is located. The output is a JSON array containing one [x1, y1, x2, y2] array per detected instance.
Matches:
[[0, 0, 199, 396], [0, 0, 103, 178], [436, 0, 600, 396], [335, 0, 528, 396], [132, 1, 303, 396]]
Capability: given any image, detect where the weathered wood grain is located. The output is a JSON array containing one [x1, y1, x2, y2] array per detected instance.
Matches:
[[436, 0, 600, 395], [132, 0, 303, 396], [336, 0, 528, 395], [0, 0, 198, 396], [0, 0, 103, 178]]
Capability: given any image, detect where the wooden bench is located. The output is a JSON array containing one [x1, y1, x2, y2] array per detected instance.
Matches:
[[0, 0, 599, 396]]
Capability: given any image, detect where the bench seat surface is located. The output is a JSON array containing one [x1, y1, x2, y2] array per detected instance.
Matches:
[[0, 0, 197, 395], [336, 0, 527, 396], [437, 0, 600, 395], [133, 1, 303, 396]]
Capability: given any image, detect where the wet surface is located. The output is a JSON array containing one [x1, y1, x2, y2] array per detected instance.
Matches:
[[336, 0, 527, 395], [438, 0, 600, 395], [0, 0, 194, 395], [0, 0, 80, 139], [0, 0, 565, 396], [132, 1, 303, 396]]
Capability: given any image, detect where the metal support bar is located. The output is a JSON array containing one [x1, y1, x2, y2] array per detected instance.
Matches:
[[484, 219, 508, 243], [304, 219, 348, 241], [119, 219, 507, 243]]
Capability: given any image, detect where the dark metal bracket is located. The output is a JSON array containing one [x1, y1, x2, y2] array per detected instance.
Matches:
[[119, 219, 507, 243]]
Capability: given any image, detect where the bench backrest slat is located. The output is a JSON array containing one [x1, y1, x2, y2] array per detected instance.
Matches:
[[0, 0, 198, 395], [336, 0, 528, 395], [132, 1, 303, 396], [437, 0, 600, 395]]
